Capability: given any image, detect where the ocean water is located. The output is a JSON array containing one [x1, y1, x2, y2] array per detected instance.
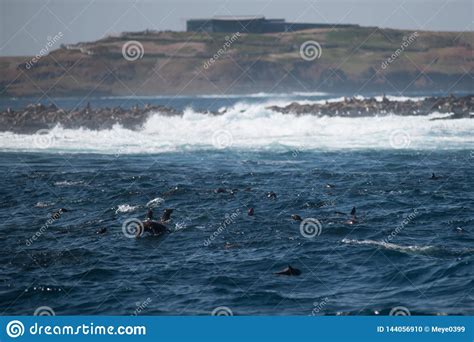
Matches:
[[0, 94, 473, 316]]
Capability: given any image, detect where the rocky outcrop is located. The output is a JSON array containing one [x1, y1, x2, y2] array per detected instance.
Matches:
[[0, 103, 182, 133], [1, 95, 472, 134], [266, 95, 473, 118]]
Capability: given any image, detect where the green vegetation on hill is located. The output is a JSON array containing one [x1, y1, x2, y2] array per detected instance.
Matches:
[[0, 26, 472, 97]]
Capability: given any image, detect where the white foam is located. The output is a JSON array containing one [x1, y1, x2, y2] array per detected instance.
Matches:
[[115, 204, 140, 214], [99, 91, 329, 100], [35, 201, 54, 208], [195, 91, 330, 99], [146, 197, 165, 207], [342, 238, 435, 253], [54, 180, 84, 186], [1, 100, 472, 153]]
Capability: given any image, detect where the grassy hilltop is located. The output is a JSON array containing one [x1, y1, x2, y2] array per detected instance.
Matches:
[[0, 27, 472, 97]]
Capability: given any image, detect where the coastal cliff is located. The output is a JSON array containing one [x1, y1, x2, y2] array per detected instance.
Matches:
[[0, 27, 472, 97]]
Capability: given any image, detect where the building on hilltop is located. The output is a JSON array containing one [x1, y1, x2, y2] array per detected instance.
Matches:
[[186, 16, 358, 33]]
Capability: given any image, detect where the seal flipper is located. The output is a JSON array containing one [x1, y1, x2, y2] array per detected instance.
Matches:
[[275, 265, 302, 276], [146, 208, 154, 220], [161, 208, 174, 222]]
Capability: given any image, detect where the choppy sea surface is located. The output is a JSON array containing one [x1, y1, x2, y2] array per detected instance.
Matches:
[[0, 93, 473, 315]]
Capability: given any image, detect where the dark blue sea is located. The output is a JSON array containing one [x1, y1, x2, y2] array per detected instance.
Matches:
[[0, 94, 473, 316]]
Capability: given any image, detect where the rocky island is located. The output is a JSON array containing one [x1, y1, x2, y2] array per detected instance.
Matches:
[[1, 95, 472, 134], [266, 95, 473, 118]]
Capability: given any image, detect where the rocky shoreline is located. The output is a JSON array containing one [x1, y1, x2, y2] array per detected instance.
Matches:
[[266, 95, 473, 118], [0, 95, 472, 133], [0, 103, 183, 134]]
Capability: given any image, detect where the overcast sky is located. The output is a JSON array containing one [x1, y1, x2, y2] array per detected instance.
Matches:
[[0, 0, 472, 56]]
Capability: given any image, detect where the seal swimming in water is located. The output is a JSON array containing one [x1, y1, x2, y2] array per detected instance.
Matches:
[[430, 173, 441, 180], [275, 265, 301, 276], [161, 208, 174, 222], [141, 220, 168, 237], [248, 207, 254, 216], [267, 191, 277, 199], [96, 227, 107, 234], [136, 208, 169, 237], [291, 214, 303, 221], [345, 207, 358, 225]]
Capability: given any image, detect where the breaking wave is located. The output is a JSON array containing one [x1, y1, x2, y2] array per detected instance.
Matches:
[[0, 98, 472, 153]]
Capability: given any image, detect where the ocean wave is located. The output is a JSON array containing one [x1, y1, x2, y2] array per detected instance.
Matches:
[[0, 99, 472, 153], [97, 92, 330, 100], [342, 238, 436, 254], [341, 238, 474, 257], [196, 91, 330, 98]]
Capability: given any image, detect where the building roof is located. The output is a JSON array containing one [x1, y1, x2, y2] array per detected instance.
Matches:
[[188, 15, 265, 22]]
